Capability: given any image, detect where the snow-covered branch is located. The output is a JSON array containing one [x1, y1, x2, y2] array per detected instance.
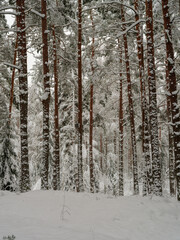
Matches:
[[117, 19, 145, 38], [0, 6, 16, 11], [31, 9, 45, 18], [0, 11, 17, 15], [83, 1, 138, 15], [4, 62, 21, 70]]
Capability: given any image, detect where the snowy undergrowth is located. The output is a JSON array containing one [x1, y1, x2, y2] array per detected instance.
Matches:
[[0, 190, 180, 240]]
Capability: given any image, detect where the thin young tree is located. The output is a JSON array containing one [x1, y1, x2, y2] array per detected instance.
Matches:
[[52, 25, 60, 190], [41, 0, 50, 190], [16, 0, 30, 192], [89, 10, 95, 193], [166, 63, 175, 196], [9, 37, 18, 120], [162, 0, 180, 201], [77, 0, 84, 192], [118, 39, 124, 196], [121, 2, 139, 195], [145, 0, 162, 196]]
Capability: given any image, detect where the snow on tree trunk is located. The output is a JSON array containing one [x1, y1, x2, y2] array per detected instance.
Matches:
[[52, 25, 60, 190], [77, 0, 84, 192], [118, 39, 124, 196], [121, 3, 139, 195], [16, 0, 30, 192], [162, 0, 180, 201], [134, 0, 151, 196], [89, 10, 95, 193], [145, 0, 162, 196], [41, 0, 50, 190], [9, 37, 17, 120]]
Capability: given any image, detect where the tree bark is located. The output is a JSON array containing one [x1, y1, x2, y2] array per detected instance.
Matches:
[[16, 0, 30, 192], [89, 10, 95, 193], [100, 134, 103, 173], [77, 0, 84, 192], [121, 3, 139, 195], [41, 0, 50, 190], [118, 39, 124, 196], [145, 0, 162, 196], [134, 0, 151, 196], [52, 25, 60, 190], [9, 37, 18, 120], [162, 0, 180, 201]]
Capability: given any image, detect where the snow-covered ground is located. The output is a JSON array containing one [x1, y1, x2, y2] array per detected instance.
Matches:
[[0, 190, 180, 240]]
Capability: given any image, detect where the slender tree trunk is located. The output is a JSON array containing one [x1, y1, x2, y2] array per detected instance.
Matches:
[[162, 0, 180, 201], [89, 10, 95, 193], [100, 134, 103, 173], [134, 0, 151, 195], [52, 26, 60, 190], [145, 0, 162, 196], [121, 3, 139, 195], [114, 131, 117, 155], [166, 62, 175, 196], [9, 37, 18, 120], [41, 0, 50, 190], [16, 0, 30, 192], [77, 0, 84, 192], [118, 39, 124, 196]]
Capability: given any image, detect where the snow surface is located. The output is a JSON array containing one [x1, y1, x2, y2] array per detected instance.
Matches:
[[0, 190, 180, 240]]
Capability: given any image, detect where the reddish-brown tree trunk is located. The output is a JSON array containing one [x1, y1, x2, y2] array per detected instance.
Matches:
[[118, 39, 124, 196], [77, 0, 84, 192], [16, 0, 30, 192], [134, 0, 151, 195], [121, 3, 139, 195], [166, 62, 175, 196], [145, 0, 162, 196], [9, 37, 18, 120], [41, 0, 50, 190], [89, 10, 95, 193], [162, 0, 180, 201], [52, 25, 60, 190]]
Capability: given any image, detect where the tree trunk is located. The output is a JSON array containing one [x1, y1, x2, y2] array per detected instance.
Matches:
[[121, 3, 139, 195], [9, 37, 18, 120], [52, 26, 60, 190], [89, 10, 95, 193], [41, 0, 50, 190], [100, 134, 103, 173], [134, 0, 151, 196], [16, 0, 30, 192], [118, 39, 124, 196], [162, 0, 180, 201], [145, 0, 162, 196], [77, 0, 84, 192]]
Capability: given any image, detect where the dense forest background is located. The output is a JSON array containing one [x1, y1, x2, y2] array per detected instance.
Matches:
[[0, 0, 180, 201]]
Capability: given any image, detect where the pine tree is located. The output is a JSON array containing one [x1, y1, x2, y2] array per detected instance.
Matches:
[[89, 10, 95, 193], [121, 2, 139, 195], [77, 0, 84, 192], [52, 25, 60, 190], [41, 0, 50, 190], [0, 94, 18, 191], [162, 0, 180, 201], [145, 0, 162, 196], [16, 0, 30, 192]]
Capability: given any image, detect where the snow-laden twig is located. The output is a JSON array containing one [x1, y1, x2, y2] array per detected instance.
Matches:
[[83, 1, 138, 15], [0, 11, 17, 15], [4, 62, 20, 70], [0, 6, 16, 11], [31, 9, 45, 18], [117, 19, 145, 38]]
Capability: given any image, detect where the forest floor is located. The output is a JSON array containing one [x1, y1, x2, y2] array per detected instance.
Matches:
[[0, 190, 180, 240]]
